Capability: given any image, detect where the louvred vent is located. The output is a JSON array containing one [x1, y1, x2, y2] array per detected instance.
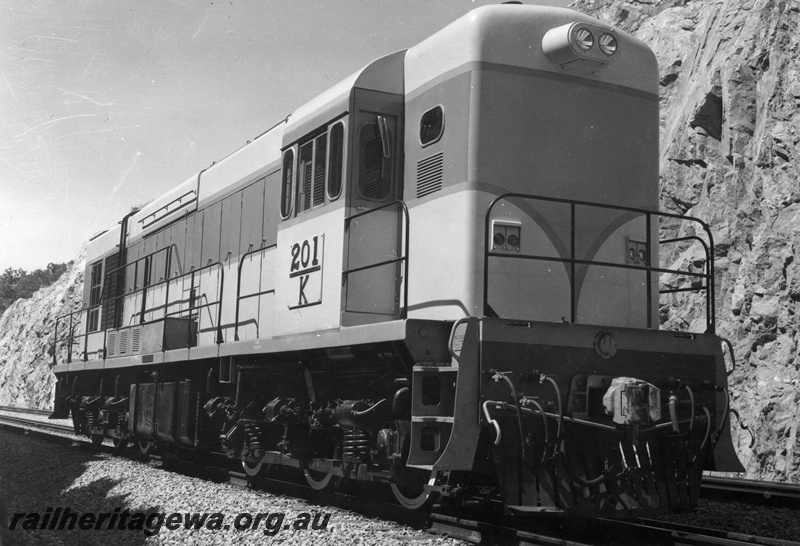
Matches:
[[416, 153, 443, 198]]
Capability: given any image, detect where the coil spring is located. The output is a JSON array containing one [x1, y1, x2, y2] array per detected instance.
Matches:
[[116, 412, 126, 434], [245, 423, 266, 451], [343, 428, 369, 462], [85, 411, 95, 430]]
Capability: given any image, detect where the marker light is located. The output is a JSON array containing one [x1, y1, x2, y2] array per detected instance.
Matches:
[[574, 28, 594, 51], [491, 220, 522, 252], [599, 33, 618, 56]]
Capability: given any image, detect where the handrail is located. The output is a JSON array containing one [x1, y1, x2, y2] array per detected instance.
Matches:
[[158, 260, 225, 345], [483, 192, 716, 333], [343, 200, 410, 319], [138, 189, 197, 227], [52, 258, 225, 366], [233, 243, 278, 341]]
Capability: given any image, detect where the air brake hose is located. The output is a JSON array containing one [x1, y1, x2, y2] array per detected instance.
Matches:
[[681, 406, 713, 478], [699, 407, 712, 452], [540, 375, 563, 440], [494, 373, 527, 464], [729, 408, 755, 448], [493, 372, 526, 506], [714, 388, 731, 440], [482, 401, 502, 445], [560, 438, 611, 486], [668, 393, 680, 433], [486, 399, 612, 486], [521, 398, 550, 464], [683, 384, 696, 431]]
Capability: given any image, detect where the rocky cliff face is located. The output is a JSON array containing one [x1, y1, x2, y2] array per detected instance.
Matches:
[[0, 249, 84, 409], [573, 0, 800, 481]]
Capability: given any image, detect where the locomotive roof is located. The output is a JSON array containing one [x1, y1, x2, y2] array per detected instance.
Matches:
[[405, 4, 658, 100], [282, 49, 406, 146]]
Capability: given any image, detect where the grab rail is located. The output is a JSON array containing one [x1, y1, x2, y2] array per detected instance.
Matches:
[[52, 256, 224, 365], [343, 200, 410, 319], [483, 192, 715, 333], [233, 243, 278, 341]]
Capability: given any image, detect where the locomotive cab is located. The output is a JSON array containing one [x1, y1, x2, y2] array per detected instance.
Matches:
[[271, 50, 408, 335]]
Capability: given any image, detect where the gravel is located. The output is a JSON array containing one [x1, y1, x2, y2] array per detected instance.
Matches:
[[2, 419, 797, 545], [0, 429, 468, 546], [659, 497, 800, 543]]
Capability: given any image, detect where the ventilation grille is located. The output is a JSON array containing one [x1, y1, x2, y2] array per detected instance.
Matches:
[[120, 331, 128, 355], [107, 332, 117, 357], [416, 153, 443, 198], [132, 327, 141, 354]]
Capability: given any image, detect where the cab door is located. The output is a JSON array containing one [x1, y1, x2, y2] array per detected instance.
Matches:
[[342, 89, 405, 326]]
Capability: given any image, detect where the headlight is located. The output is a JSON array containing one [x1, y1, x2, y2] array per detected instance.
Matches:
[[574, 28, 594, 51], [543, 22, 620, 68], [599, 33, 618, 56]]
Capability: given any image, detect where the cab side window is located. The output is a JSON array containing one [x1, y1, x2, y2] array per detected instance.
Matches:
[[280, 149, 294, 219], [282, 121, 346, 218], [327, 122, 344, 200], [297, 141, 313, 213], [357, 121, 392, 201], [87, 260, 103, 332], [420, 106, 444, 146], [297, 133, 328, 214]]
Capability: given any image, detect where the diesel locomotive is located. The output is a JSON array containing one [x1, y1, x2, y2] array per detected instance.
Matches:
[[50, 4, 745, 517]]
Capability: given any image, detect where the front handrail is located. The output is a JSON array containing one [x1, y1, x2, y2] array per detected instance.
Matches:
[[483, 192, 716, 333], [343, 200, 410, 319]]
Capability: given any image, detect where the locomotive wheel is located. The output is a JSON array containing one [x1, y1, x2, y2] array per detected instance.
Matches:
[[390, 469, 439, 510], [304, 468, 338, 491], [138, 440, 155, 456], [242, 456, 269, 477], [112, 438, 128, 451], [90, 434, 105, 446]]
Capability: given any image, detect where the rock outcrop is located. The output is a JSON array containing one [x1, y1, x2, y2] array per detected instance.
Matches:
[[573, 0, 800, 481], [0, 249, 84, 410]]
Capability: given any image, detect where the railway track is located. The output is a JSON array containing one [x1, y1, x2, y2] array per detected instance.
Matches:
[[0, 405, 74, 435], [1, 405, 798, 546], [0, 405, 51, 416], [701, 475, 800, 508]]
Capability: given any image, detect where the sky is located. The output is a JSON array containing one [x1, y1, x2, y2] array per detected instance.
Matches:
[[0, 0, 571, 272]]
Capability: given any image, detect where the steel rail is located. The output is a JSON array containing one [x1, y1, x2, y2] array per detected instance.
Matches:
[[701, 475, 800, 508], [0, 405, 52, 416], [0, 412, 75, 435]]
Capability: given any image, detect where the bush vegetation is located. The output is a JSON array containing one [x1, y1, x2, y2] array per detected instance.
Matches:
[[0, 262, 71, 316]]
